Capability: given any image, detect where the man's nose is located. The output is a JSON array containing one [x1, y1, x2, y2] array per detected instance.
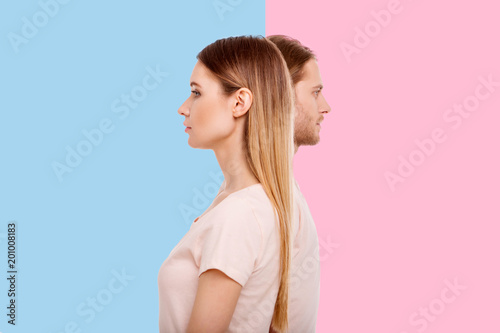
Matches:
[[319, 94, 331, 114]]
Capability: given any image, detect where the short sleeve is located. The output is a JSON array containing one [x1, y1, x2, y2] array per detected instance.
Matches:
[[198, 197, 263, 287]]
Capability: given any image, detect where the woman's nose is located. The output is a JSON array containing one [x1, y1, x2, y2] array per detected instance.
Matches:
[[178, 98, 190, 116]]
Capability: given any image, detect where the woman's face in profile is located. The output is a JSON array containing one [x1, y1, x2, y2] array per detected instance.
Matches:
[[178, 61, 235, 149]]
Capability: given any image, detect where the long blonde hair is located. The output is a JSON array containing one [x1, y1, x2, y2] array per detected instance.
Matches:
[[197, 36, 295, 332]]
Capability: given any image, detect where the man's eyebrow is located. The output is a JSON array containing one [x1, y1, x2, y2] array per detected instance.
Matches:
[[312, 84, 324, 90], [190, 81, 201, 87]]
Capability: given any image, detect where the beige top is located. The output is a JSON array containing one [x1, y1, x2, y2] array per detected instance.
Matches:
[[157, 180, 320, 332], [287, 180, 321, 332]]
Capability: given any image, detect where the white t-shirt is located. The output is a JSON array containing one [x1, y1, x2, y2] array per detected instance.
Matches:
[[158, 183, 281, 332], [287, 179, 321, 332], [157, 180, 320, 332]]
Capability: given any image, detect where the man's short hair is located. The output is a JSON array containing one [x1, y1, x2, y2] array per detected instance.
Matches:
[[267, 35, 316, 86]]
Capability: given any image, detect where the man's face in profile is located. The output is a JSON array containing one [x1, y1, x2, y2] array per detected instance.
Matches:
[[294, 59, 331, 147]]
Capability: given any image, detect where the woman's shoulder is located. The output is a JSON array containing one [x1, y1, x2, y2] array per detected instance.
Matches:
[[232, 184, 277, 234], [237, 183, 274, 213], [206, 184, 276, 233]]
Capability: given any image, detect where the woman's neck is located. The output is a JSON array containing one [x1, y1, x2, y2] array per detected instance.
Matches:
[[213, 147, 259, 193]]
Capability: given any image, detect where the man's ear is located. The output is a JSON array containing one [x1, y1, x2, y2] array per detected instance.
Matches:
[[232, 88, 253, 118]]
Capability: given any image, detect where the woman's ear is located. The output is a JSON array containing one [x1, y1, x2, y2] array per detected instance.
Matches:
[[232, 88, 253, 118]]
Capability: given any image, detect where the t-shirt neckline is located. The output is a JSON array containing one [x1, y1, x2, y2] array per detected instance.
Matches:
[[193, 183, 263, 224]]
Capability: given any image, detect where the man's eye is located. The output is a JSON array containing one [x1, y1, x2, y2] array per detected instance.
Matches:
[[191, 90, 200, 97], [314, 90, 320, 96]]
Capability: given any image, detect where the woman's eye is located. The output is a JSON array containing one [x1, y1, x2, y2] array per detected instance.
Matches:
[[191, 90, 200, 97]]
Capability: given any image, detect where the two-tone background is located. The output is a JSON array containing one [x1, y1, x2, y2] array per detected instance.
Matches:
[[1, 0, 498, 332]]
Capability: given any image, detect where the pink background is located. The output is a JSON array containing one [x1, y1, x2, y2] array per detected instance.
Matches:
[[267, 0, 499, 332]]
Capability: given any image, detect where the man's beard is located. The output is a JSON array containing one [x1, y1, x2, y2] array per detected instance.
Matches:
[[294, 122, 319, 146]]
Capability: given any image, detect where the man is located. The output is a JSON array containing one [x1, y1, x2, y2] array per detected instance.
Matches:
[[268, 35, 332, 333]]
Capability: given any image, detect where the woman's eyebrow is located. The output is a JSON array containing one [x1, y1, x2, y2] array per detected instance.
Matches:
[[190, 81, 201, 87]]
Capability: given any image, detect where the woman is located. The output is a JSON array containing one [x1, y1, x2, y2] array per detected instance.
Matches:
[[158, 36, 295, 333]]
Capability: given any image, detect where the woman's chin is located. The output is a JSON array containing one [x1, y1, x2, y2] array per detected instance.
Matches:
[[187, 139, 204, 149]]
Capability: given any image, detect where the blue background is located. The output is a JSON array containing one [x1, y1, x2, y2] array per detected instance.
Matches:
[[0, 0, 264, 331]]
